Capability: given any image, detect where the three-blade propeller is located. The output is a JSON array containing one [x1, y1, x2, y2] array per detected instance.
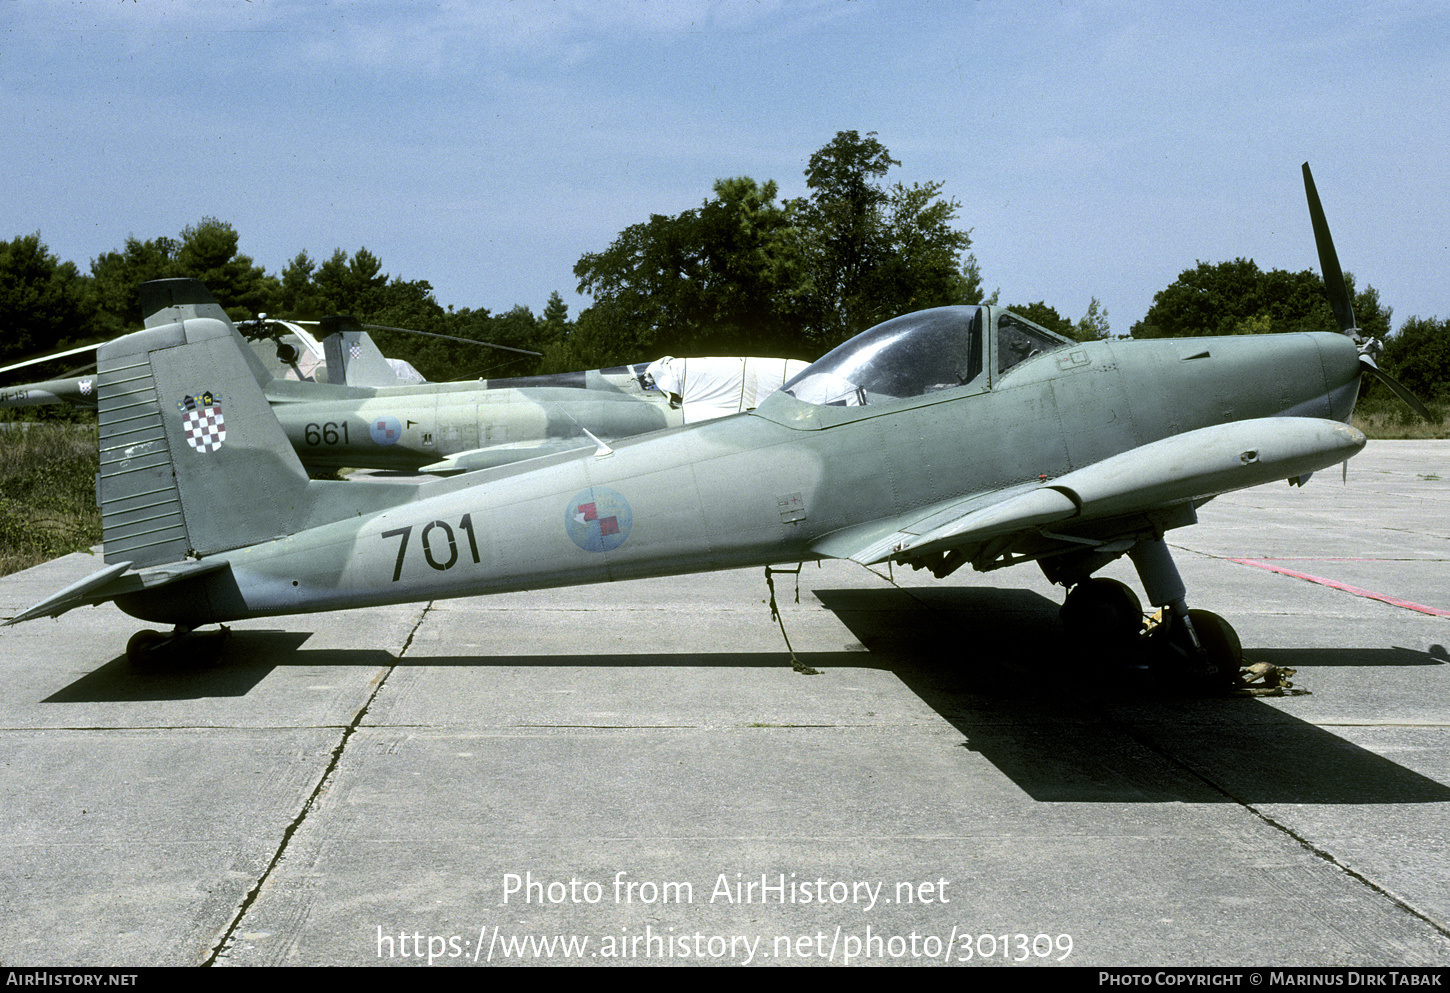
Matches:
[[1303, 162, 1433, 421]]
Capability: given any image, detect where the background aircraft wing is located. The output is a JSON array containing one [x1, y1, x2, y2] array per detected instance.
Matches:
[[417, 440, 596, 473]]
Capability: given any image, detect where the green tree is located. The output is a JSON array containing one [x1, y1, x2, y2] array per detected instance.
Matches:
[[1383, 316, 1450, 401], [89, 234, 181, 336], [310, 248, 391, 316], [575, 176, 807, 360], [1005, 301, 1073, 339], [270, 245, 555, 381], [89, 219, 281, 332], [558, 298, 654, 371], [1074, 298, 1112, 341], [790, 131, 979, 348], [423, 304, 549, 380], [541, 291, 570, 347], [1132, 259, 1387, 341], [1004, 298, 1111, 342], [1345, 279, 1392, 341], [791, 131, 898, 345], [279, 251, 323, 317], [0, 233, 95, 364], [174, 217, 280, 320], [574, 131, 982, 361]]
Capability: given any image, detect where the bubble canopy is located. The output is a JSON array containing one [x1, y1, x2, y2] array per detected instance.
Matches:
[[781, 306, 986, 407], [777, 306, 1073, 410]]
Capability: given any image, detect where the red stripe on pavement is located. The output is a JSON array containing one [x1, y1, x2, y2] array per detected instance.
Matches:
[[1228, 558, 1450, 617]]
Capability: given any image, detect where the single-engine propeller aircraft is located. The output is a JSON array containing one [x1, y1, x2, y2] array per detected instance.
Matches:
[[1, 280, 806, 474], [5, 166, 1425, 687]]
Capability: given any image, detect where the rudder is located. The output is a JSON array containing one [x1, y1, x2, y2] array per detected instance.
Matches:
[[98, 318, 312, 567]]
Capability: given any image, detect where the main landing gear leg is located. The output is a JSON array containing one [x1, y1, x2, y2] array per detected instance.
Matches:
[[1127, 538, 1241, 692]]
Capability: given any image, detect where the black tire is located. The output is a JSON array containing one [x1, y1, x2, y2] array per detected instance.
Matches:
[[1060, 578, 1144, 646], [1183, 609, 1242, 692], [126, 629, 166, 667]]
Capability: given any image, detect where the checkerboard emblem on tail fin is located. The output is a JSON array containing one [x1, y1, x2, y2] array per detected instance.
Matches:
[[178, 391, 226, 453]]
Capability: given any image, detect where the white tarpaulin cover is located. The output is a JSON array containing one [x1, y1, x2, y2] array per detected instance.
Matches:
[[646, 356, 810, 423], [385, 357, 427, 384]]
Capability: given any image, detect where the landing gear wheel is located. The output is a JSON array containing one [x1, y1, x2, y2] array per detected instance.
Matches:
[[1146, 609, 1242, 693], [126, 629, 167, 667], [1060, 578, 1144, 646], [1183, 609, 1242, 693]]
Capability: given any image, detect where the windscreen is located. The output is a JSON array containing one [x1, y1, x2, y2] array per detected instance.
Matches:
[[781, 307, 985, 406]]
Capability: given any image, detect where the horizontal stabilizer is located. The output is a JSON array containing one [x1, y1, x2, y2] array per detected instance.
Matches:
[[3, 558, 231, 625], [4, 560, 136, 625]]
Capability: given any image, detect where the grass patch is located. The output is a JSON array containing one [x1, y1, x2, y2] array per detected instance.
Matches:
[[0, 423, 101, 578], [1351, 396, 1450, 440]]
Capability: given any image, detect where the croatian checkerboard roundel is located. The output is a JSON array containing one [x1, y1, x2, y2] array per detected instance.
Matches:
[[177, 390, 226, 453], [565, 487, 633, 552], [369, 415, 402, 446]]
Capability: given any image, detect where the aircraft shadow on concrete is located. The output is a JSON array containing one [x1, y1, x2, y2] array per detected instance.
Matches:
[[43, 587, 1449, 806], [39, 628, 842, 705], [42, 631, 393, 703], [812, 585, 1450, 806]]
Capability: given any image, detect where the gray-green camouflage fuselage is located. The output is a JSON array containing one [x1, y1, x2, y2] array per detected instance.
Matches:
[[72, 307, 1362, 629]]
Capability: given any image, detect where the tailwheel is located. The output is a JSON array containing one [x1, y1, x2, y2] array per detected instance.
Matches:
[[125, 625, 206, 668], [126, 629, 168, 667], [1060, 578, 1144, 647]]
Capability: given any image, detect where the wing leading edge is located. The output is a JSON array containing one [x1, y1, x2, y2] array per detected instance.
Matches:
[[812, 417, 1366, 569]]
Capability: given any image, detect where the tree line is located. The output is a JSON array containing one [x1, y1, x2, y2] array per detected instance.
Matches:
[[2, 130, 1446, 401]]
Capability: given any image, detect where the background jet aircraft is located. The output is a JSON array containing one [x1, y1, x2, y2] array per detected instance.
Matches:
[[3, 279, 806, 474], [7, 166, 1421, 691]]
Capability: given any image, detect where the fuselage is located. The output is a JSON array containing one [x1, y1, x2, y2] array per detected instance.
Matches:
[[116, 319, 1364, 627], [272, 387, 682, 472]]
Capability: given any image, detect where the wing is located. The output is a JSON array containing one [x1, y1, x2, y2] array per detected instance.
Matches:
[[418, 440, 596, 473], [811, 417, 1365, 572]]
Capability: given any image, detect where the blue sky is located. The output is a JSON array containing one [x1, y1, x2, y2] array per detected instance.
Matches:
[[4, 0, 1448, 338]]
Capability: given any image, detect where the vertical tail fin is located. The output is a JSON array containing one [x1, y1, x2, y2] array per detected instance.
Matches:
[[139, 278, 233, 328], [321, 317, 425, 387], [98, 317, 313, 567], [139, 277, 277, 387]]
